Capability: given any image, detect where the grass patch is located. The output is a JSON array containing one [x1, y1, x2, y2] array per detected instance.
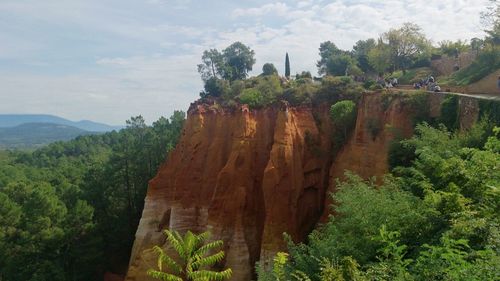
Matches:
[[448, 47, 500, 86], [389, 67, 434, 84]]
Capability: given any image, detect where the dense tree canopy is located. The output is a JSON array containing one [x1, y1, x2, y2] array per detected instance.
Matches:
[[262, 63, 278, 76], [0, 112, 185, 281], [352, 39, 376, 73], [258, 121, 500, 281]]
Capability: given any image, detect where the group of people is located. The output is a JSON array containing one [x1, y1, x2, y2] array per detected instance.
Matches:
[[414, 75, 441, 92], [377, 77, 399, 88]]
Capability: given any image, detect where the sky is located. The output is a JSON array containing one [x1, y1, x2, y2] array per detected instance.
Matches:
[[0, 0, 489, 125]]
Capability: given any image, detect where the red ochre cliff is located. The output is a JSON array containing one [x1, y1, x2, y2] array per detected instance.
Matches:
[[125, 92, 479, 281]]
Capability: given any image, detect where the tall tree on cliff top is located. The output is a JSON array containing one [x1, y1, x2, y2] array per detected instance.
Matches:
[[221, 42, 256, 81], [317, 41, 343, 75], [353, 39, 376, 73], [481, 0, 500, 44], [148, 230, 232, 281], [197, 49, 224, 82], [382, 23, 431, 72], [285, 52, 290, 78], [198, 42, 256, 83]]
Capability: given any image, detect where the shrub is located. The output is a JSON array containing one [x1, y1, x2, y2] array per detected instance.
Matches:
[[330, 100, 357, 150], [315, 76, 362, 104], [439, 95, 459, 130], [238, 88, 265, 108], [201, 77, 230, 97], [262, 63, 278, 76]]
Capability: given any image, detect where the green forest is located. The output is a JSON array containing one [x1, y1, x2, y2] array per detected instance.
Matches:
[[0, 112, 184, 280]]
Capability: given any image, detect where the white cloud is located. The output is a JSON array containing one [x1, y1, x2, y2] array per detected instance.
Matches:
[[0, 54, 201, 124], [0, 0, 491, 124], [232, 2, 289, 18]]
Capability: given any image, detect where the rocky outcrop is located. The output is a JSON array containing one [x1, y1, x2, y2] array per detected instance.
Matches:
[[125, 102, 333, 280], [126, 92, 481, 281]]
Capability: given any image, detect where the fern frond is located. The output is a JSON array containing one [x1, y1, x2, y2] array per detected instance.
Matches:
[[165, 230, 186, 259], [192, 251, 225, 268], [147, 269, 183, 281], [290, 270, 312, 281], [194, 240, 223, 256], [185, 231, 196, 256], [188, 268, 232, 281], [152, 245, 182, 274]]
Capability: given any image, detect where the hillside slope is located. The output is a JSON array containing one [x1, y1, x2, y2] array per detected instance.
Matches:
[[0, 114, 122, 132], [0, 123, 96, 149]]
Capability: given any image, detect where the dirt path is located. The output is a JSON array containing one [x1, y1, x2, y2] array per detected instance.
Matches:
[[391, 86, 500, 101]]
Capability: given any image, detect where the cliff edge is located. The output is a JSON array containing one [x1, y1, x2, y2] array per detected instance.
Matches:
[[126, 91, 481, 280]]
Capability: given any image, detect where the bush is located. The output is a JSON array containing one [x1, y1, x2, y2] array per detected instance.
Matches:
[[315, 76, 362, 104], [262, 63, 278, 76], [282, 83, 317, 106], [330, 100, 357, 150], [200, 77, 230, 97], [238, 88, 265, 108], [439, 95, 459, 130]]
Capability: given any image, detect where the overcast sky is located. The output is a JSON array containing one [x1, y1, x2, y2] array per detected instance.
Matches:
[[0, 0, 489, 125]]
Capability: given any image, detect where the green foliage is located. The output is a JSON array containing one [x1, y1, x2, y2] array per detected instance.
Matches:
[[439, 95, 459, 130], [147, 230, 232, 281], [221, 42, 256, 81], [197, 49, 224, 82], [285, 53, 291, 78], [382, 23, 432, 71], [0, 112, 185, 280], [317, 41, 361, 76], [450, 45, 500, 85], [200, 77, 230, 98], [198, 42, 256, 96], [237, 75, 283, 108], [352, 39, 376, 73], [389, 67, 433, 84], [314, 76, 363, 104], [479, 99, 500, 126], [262, 63, 278, 76], [238, 88, 266, 108], [256, 252, 289, 281], [481, 0, 500, 44], [365, 226, 413, 281], [330, 100, 357, 150], [282, 83, 317, 106], [368, 40, 392, 74], [317, 41, 343, 76], [438, 40, 470, 57], [261, 122, 500, 281]]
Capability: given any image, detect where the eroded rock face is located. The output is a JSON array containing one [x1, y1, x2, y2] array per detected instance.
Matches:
[[126, 92, 479, 281], [126, 102, 333, 280]]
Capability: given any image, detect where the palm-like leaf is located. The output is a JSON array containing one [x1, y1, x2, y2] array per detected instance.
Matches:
[[194, 240, 223, 257], [164, 229, 186, 260], [148, 229, 232, 281], [191, 251, 225, 269], [147, 269, 183, 281], [152, 245, 183, 275], [188, 269, 233, 281]]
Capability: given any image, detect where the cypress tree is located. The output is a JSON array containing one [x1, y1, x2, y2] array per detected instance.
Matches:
[[285, 52, 290, 78]]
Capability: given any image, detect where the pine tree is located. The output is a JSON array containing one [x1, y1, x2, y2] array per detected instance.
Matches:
[[285, 53, 290, 78], [147, 230, 232, 281]]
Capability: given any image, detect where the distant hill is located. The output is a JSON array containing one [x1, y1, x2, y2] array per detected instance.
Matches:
[[0, 123, 97, 149], [0, 114, 122, 132]]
